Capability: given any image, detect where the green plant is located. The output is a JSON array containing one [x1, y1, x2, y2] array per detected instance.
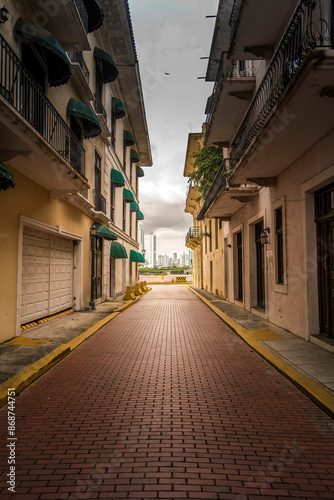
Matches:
[[189, 146, 224, 200]]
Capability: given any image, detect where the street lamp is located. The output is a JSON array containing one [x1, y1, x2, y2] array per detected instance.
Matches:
[[260, 227, 270, 245], [89, 223, 98, 310]]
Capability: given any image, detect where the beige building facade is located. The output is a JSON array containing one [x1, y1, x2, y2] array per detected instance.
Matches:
[[0, 0, 151, 343], [191, 0, 334, 349]]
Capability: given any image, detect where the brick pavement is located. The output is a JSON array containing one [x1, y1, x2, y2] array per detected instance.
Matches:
[[0, 285, 334, 500]]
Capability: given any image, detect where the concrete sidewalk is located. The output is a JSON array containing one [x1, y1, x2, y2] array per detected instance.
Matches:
[[0, 289, 150, 407], [188, 285, 334, 418]]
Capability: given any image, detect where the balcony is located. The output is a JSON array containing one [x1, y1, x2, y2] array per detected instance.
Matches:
[[183, 132, 203, 177], [229, 0, 298, 60], [205, 52, 256, 147], [94, 94, 111, 140], [28, 0, 90, 51], [185, 181, 200, 215], [0, 34, 88, 196], [68, 52, 94, 104], [230, 0, 334, 184], [185, 227, 202, 250], [197, 160, 258, 221]]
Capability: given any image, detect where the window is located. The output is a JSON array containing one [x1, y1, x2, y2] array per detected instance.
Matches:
[[123, 200, 127, 232], [110, 182, 115, 222], [130, 213, 132, 238], [111, 106, 116, 148], [215, 219, 219, 250], [95, 59, 103, 102], [130, 164, 133, 185], [94, 150, 102, 193], [205, 225, 207, 254], [123, 135, 127, 170], [275, 207, 284, 284], [209, 220, 212, 252]]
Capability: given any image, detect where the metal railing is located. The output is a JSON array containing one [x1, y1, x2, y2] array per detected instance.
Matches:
[[186, 226, 202, 242], [68, 51, 89, 84], [94, 93, 107, 124], [0, 34, 86, 178], [74, 0, 89, 33], [206, 52, 256, 126], [229, 0, 243, 37], [93, 189, 106, 213], [230, 0, 334, 164]]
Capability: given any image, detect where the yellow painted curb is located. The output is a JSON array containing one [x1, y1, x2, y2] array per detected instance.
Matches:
[[0, 288, 152, 409], [66, 312, 120, 351], [186, 285, 334, 418], [0, 345, 70, 408]]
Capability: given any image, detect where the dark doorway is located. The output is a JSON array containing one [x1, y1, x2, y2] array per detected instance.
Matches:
[[255, 221, 265, 309], [315, 183, 334, 338], [94, 236, 102, 299], [236, 231, 243, 301]]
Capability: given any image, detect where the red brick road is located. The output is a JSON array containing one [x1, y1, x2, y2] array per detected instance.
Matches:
[[1, 286, 334, 500]]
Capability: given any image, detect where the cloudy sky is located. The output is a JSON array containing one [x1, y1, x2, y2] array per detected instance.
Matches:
[[128, 0, 219, 258]]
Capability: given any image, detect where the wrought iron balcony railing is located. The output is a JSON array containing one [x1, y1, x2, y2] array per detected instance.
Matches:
[[186, 226, 201, 242], [229, 0, 243, 36], [93, 189, 106, 213], [206, 52, 256, 126], [94, 93, 107, 124], [74, 0, 89, 33], [68, 51, 90, 84], [0, 34, 86, 179], [230, 0, 334, 165]]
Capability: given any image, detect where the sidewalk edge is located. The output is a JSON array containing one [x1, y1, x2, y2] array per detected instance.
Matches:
[[186, 285, 334, 419], [0, 288, 152, 408]]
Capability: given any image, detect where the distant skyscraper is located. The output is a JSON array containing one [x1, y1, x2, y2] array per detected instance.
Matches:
[[158, 255, 163, 266], [173, 252, 177, 263], [149, 233, 156, 267], [163, 254, 169, 267], [138, 222, 145, 254]]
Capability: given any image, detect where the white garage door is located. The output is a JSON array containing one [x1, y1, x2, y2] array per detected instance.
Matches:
[[21, 227, 73, 324]]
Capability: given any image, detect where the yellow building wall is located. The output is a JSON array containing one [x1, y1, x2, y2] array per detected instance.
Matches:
[[0, 167, 95, 343], [202, 217, 225, 297]]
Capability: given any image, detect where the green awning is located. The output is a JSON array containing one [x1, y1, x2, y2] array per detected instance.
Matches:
[[82, 0, 104, 33], [130, 250, 145, 263], [67, 98, 101, 138], [130, 150, 140, 163], [0, 162, 15, 191], [110, 169, 125, 187], [124, 130, 135, 147], [112, 98, 126, 119], [136, 211, 144, 220], [96, 224, 117, 240], [130, 201, 139, 212], [136, 166, 144, 178], [123, 188, 135, 202], [110, 242, 127, 259], [94, 47, 118, 83], [14, 18, 71, 87]]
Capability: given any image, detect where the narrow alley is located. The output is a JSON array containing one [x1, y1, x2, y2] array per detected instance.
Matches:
[[1, 286, 334, 500]]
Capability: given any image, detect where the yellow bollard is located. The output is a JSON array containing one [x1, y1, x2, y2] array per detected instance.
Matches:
[[134, 283, 143, 296], [141, 281, 148, 291], [123, 285, 136, 301]]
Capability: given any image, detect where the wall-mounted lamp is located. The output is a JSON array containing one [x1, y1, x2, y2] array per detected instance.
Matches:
[[226, 243, 232, 248], [0, 6, 9, 24], [260, 227, 270, 245]]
